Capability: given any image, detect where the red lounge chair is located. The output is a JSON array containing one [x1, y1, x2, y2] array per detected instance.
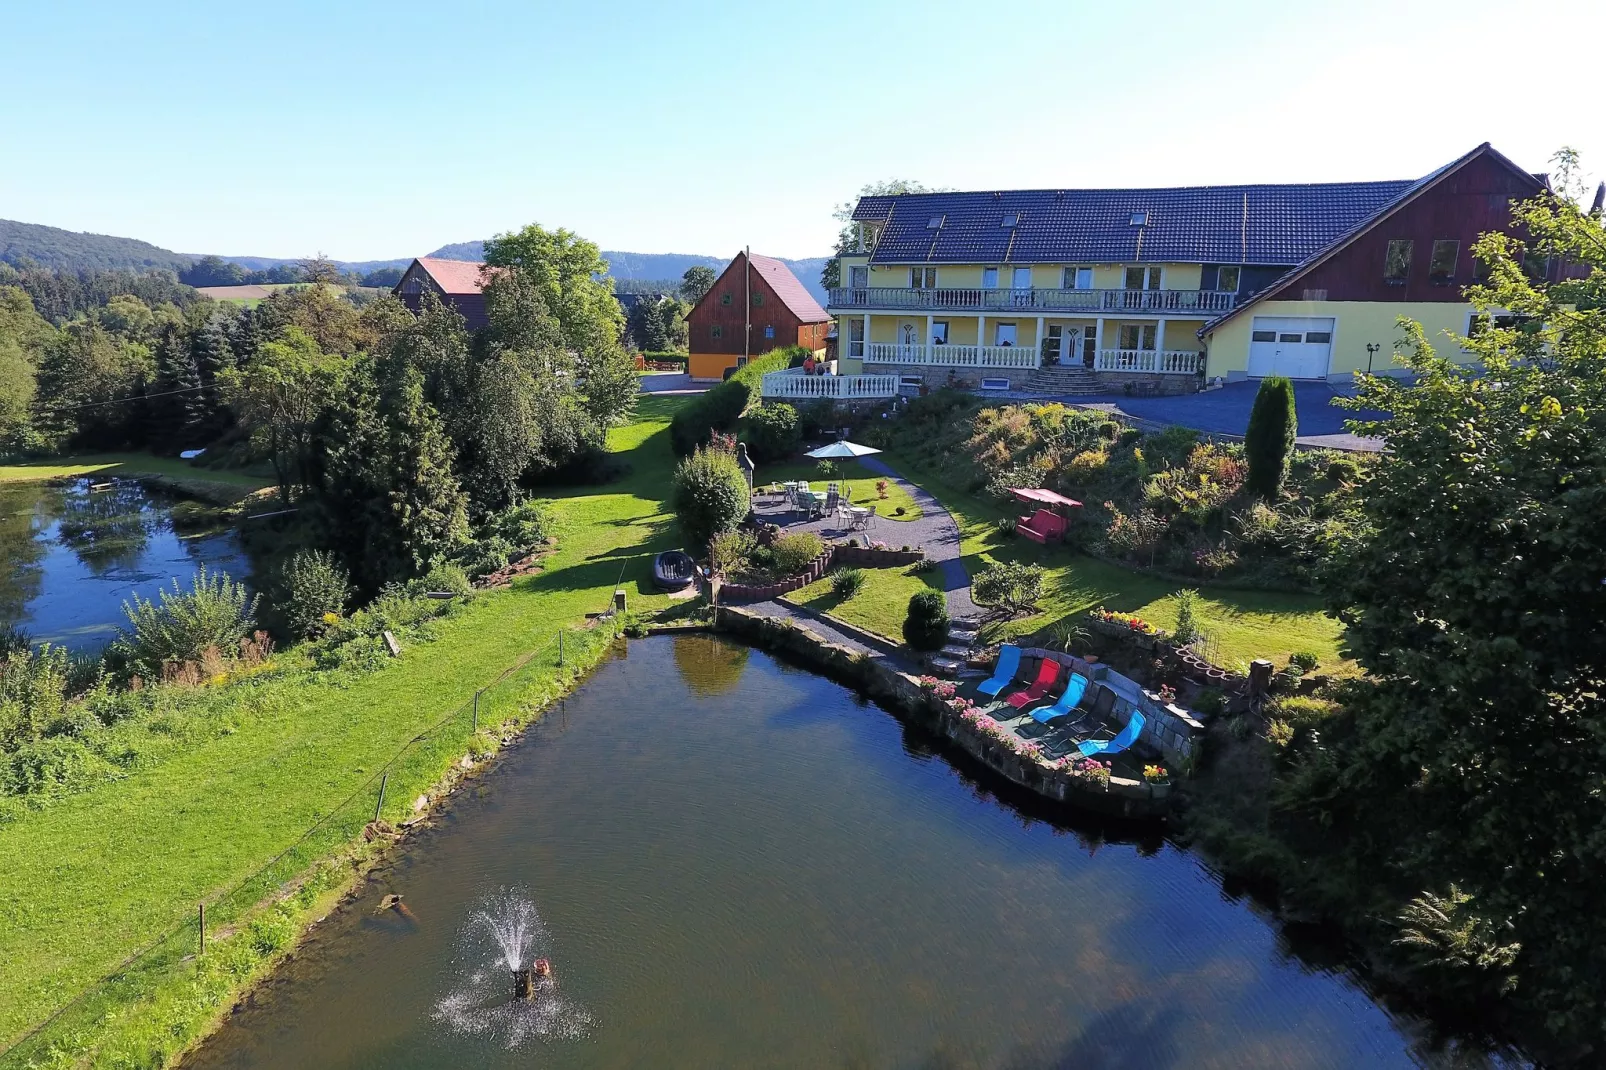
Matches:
[[1016, 508, 1067, 545], [1005, 658, 1061, 709]]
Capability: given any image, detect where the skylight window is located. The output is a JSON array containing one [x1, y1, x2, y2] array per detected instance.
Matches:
[[927, 215, 945, 229], [1000, 213, 1019, 228], [1129, 211, 1148, 226]]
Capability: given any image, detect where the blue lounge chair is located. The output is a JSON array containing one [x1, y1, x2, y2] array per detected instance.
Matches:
[[1078, 710, 1145, 757], [976, 645, 1022, 698], [1030, 672, 1089, 724]]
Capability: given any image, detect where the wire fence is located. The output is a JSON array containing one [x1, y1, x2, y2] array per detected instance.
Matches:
[[0, 621, 615, 1068]]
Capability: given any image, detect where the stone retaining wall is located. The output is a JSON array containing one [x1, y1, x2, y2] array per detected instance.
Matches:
[[715, 607, 1170, 819], [1016, 647, 1206, 772]]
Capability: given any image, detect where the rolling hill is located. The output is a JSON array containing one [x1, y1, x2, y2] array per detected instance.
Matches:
[[0, 219, 832, 302]]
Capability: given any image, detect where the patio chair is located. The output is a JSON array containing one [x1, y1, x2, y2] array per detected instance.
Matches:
[[824, 488, 841, 517], [976, 645, 1022, 698], [1028, 672, 1089, 725], [1004, 658, 1061, 709], [1078, 711, 1146, 757]]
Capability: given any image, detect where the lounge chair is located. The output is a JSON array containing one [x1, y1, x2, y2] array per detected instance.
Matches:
[[1038, 717, 1101, 758], [976, 645, 1021, 698], [1029, 672, 1089, 725], [1005, 658, 1061, 709], [1078, 711, 1146, 757]]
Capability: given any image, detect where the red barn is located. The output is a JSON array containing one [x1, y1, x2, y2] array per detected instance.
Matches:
[[686, 251, 830, 381], [393, 257, 490, 329]]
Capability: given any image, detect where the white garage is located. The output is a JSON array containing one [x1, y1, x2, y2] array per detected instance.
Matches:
[[1247, 316, 1334, 379]]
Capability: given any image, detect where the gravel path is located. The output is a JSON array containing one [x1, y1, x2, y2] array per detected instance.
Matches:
[[855, 456, 977, 619]]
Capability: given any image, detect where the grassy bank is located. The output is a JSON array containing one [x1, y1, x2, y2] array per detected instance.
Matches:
[[785, 564, 942, 640], [0, 397, 691, 1063], [0, 453, 268, 489], [885, 452, 1349, 671]]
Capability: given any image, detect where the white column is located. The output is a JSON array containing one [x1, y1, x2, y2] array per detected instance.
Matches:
[[1035, 316, 1045, 361], [1094, 317, 1104, 368], [977, 314, 987, 351], [926, 314, 934, 346], [1155, 318, 1166, 354], [861, 313, 870, 360]]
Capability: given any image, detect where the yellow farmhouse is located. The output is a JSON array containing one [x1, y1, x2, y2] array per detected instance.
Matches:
[[826, 143, 1552, 396]]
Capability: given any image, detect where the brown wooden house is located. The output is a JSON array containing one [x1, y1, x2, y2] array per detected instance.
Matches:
[[393, 257, 491, 329], [686, 251, 830, 381]]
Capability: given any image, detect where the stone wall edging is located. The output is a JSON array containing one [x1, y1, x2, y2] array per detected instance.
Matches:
[[714, 607, 1168, 820]]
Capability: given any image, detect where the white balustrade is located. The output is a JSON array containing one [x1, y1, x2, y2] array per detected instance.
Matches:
[[864, 342, 1037, 369], [1094, 349, 1204, 374], [760, 372, 900, 400], [829, 286, 1236, 313]]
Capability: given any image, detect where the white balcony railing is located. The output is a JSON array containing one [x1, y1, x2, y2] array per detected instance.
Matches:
[[761, 372, 899, 400], [864, 342, 1038, 369], [829, 286, 1237, 314], [1094, 349, 1204, 375]]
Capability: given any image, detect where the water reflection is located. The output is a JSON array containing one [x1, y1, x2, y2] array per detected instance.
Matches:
[[0, 478, 251, 652], [670, 632, 748, 696]]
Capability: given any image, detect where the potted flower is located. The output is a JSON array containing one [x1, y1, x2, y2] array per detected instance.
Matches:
[[1144, 763, 1172, 798], [1157, 684, 1177, 705]]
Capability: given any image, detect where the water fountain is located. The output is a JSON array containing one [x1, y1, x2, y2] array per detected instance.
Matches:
[[432, 889, 591, 1048]]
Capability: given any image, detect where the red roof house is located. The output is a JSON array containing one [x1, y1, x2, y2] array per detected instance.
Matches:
[[393, 257, 491, 329], [685, 251, 830, 381]]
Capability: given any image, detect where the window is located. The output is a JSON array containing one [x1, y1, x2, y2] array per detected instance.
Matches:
[[1251, 330, 1277, 343], [1063, 266, 1094, 290], [899, 375, 925, 388], [1044, 324, 1062, 361], [930, 321, 949, 344], [1125, 266, 1161, 289], [1129, 211, 1149, 226], [847, 318, 865, 357], [1468, 313, 1522, 338], [994, 323, 1017, 346], [752, 292, 764, 306], [927, 215, 945, 229], [764, 325, 775, 339], [720, 292, 732, 305], [1429, 240, 1459, 283], [910, 267, 937, 289], [980, 377, 1011, 390], [1305, 331, 1332, 344], [1216, 265, 1241, 292], [736, 355, 748, 367], [982, 267, 999, 288], [1011, 267, 1032, 290], [711, 325, 724, 339], [1119, 324, 1157, 350], [1082, 330, 1097, 364], [1001, 213, 1019, 228], [1278, 333, 1303, 343], [1384, 240, 1413, 283]]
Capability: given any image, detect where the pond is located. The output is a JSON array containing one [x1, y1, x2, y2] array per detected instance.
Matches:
[[186, 636, 1507, 1070], [0, 478, 250, 653]]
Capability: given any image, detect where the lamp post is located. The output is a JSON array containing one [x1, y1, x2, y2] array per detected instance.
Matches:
[[1365, 342, 1380, 376]]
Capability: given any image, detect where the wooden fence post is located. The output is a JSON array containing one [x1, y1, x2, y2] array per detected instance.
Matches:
[[374, 772, 388, 823]]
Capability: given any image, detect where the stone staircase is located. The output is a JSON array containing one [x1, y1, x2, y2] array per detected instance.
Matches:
[[929, 616, 985, 677], [1019, 365, 1103, 396]]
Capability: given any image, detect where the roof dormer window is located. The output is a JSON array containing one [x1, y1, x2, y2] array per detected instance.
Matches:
[[927, 215, 945, 229], [1129, 211, 1148, 226], [1001, 213, 1019, 228]]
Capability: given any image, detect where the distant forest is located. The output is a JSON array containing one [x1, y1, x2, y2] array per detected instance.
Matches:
[[0, 218, 831, 301]]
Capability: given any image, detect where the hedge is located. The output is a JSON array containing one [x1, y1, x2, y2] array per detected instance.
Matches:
[[669, 347, 802, 456]]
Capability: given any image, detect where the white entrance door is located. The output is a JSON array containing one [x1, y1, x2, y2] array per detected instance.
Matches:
[[1248, 316, 1334, 379]]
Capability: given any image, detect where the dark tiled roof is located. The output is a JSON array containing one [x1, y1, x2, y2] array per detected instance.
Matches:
[[855, 181, 1416, 266]]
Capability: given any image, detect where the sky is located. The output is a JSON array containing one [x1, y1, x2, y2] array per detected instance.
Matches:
[[3, 0, 1604, 263]]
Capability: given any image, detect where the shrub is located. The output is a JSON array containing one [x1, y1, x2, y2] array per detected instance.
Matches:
[[709, 530, 757, 577], [1289, 650, 1321, 673], [894, 505, 907, 516], [771, 531, 824, 575], [798, 398, 838, 439], [1194, 688, 1227, 718], [740, 403, 801, 463], [277, 550, 351, 639], [481, 498, 550, 550], [972, 561, 1045, 615], [831, 568, 866, 598], [1325, 458, 1360, 484], [1267, 718, 1294, 748], [1171, 588, 1201, 646], [1245, 376, 1297, 498], [1097, 420, 1120, 441], [669, 347, 798, 455], [875, 479, 888, 499], [1147, 424, 1201, 470], [671, 444, 752, 552], [114, 567, 260, 681], [903, 590, 950, 651]]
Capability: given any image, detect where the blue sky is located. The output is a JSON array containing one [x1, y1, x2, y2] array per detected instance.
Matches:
[[3, 0, 1602, 263]]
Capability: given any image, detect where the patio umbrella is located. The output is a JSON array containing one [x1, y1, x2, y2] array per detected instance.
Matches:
[[804, 440, 882, 460]]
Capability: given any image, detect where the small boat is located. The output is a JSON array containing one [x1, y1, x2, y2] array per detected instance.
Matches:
[[652, 550, 696, 592]]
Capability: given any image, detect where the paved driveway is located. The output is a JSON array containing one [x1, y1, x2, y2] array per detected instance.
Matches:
[[1074, 381, 1388, 450]]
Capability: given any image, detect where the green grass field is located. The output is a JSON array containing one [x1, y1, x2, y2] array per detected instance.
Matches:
[[0, 453, 268, 488], [884, 453, 1350, 672], [785, 564, 942, 640], [0, 397, 692, 1054]]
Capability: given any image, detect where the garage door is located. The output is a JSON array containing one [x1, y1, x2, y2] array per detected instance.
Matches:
[[1247, 316, 1334, 379]]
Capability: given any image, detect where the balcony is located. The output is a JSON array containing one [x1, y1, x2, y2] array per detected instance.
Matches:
[[1094, 349, 1204, 375], [761, 371, 900, 400], [828, 286, 1237, 314], [862, 342, 1037, 369]]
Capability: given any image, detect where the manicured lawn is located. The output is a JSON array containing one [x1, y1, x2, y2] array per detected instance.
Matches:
[[0, 453, 269, 488], [885, 452, 1352, 673], [0, 397, 692, 1050], [755, 459, 923, 521], [785, 564, 942, 641]]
